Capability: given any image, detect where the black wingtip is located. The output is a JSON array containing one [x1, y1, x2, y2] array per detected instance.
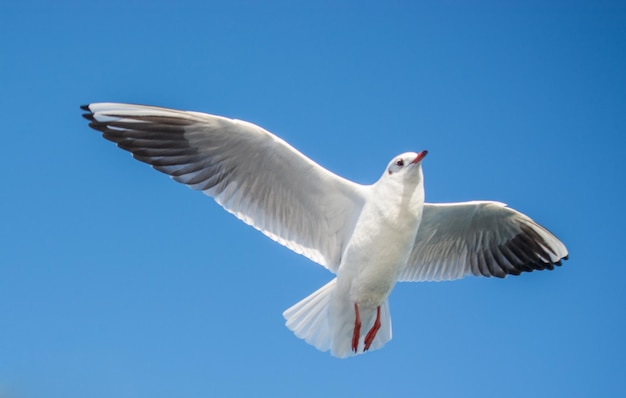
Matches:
[[81, 104, 95, 121], [554, 255, 568, 267]]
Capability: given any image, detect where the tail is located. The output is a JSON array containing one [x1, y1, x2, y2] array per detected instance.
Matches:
[[283, 279, 336, 353], [283, 278, 393, 358]]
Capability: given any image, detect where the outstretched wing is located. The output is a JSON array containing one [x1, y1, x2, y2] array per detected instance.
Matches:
[[400, 201, 568, 281], [82, 103, 367, 271]]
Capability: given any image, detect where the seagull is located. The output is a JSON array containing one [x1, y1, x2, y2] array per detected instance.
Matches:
[[82, 103, 568, 358]]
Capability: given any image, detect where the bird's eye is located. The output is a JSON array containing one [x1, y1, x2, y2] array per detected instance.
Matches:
[[396, 159, 404, 167]]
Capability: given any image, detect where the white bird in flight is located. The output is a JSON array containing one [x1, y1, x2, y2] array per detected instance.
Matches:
[[82, 103, 568, 358]]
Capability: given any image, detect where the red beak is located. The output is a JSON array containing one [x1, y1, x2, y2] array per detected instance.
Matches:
[[411, 150, 428, 164]]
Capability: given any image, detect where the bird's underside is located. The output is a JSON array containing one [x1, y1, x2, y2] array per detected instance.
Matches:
[[82, 102, 569, 358]]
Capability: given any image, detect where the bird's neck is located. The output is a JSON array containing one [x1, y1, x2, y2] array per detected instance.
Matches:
[[369, 178, 425, 231]]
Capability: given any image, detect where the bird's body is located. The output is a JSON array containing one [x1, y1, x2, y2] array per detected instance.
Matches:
[[329, 154, 425, 356], [82, 103, 568, 358]]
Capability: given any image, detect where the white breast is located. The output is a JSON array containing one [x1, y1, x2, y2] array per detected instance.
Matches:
[[338, 181, 425, 308]]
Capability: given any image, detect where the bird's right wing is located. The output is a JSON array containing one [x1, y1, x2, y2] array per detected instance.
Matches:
[[399, 201, 568, 281], [82, 103, 368, 272]]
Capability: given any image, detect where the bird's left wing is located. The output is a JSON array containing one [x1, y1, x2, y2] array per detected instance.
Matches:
[[399, 201, 568, 281], [82, 103, 367, 272]]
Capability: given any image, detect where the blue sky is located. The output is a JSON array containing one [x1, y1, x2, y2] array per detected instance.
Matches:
[[1, 1, 625, 397]]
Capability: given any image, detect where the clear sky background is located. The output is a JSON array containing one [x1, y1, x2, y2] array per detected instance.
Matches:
[[1, 1, 625, 397]]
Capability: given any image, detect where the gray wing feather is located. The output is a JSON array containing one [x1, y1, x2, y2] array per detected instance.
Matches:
[[83, 103, 366, 271], [400, 201, 568, 281]]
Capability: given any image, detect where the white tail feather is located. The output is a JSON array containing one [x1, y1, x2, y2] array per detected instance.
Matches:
[[283, 279, 336, 353], [283, 278, 393, 358]]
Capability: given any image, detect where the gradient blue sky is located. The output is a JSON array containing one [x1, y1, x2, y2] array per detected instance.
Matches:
[[1, 1, 625, 397]]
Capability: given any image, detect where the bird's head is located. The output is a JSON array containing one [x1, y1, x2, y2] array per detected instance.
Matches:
[[385, 150, 428, 179], [374, 150, 428, 206], [376, 150, 428, 194]]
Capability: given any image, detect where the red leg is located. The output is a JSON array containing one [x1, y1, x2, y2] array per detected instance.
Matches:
[[363, 306, 381, 352], [351, 303, 362, 353]]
